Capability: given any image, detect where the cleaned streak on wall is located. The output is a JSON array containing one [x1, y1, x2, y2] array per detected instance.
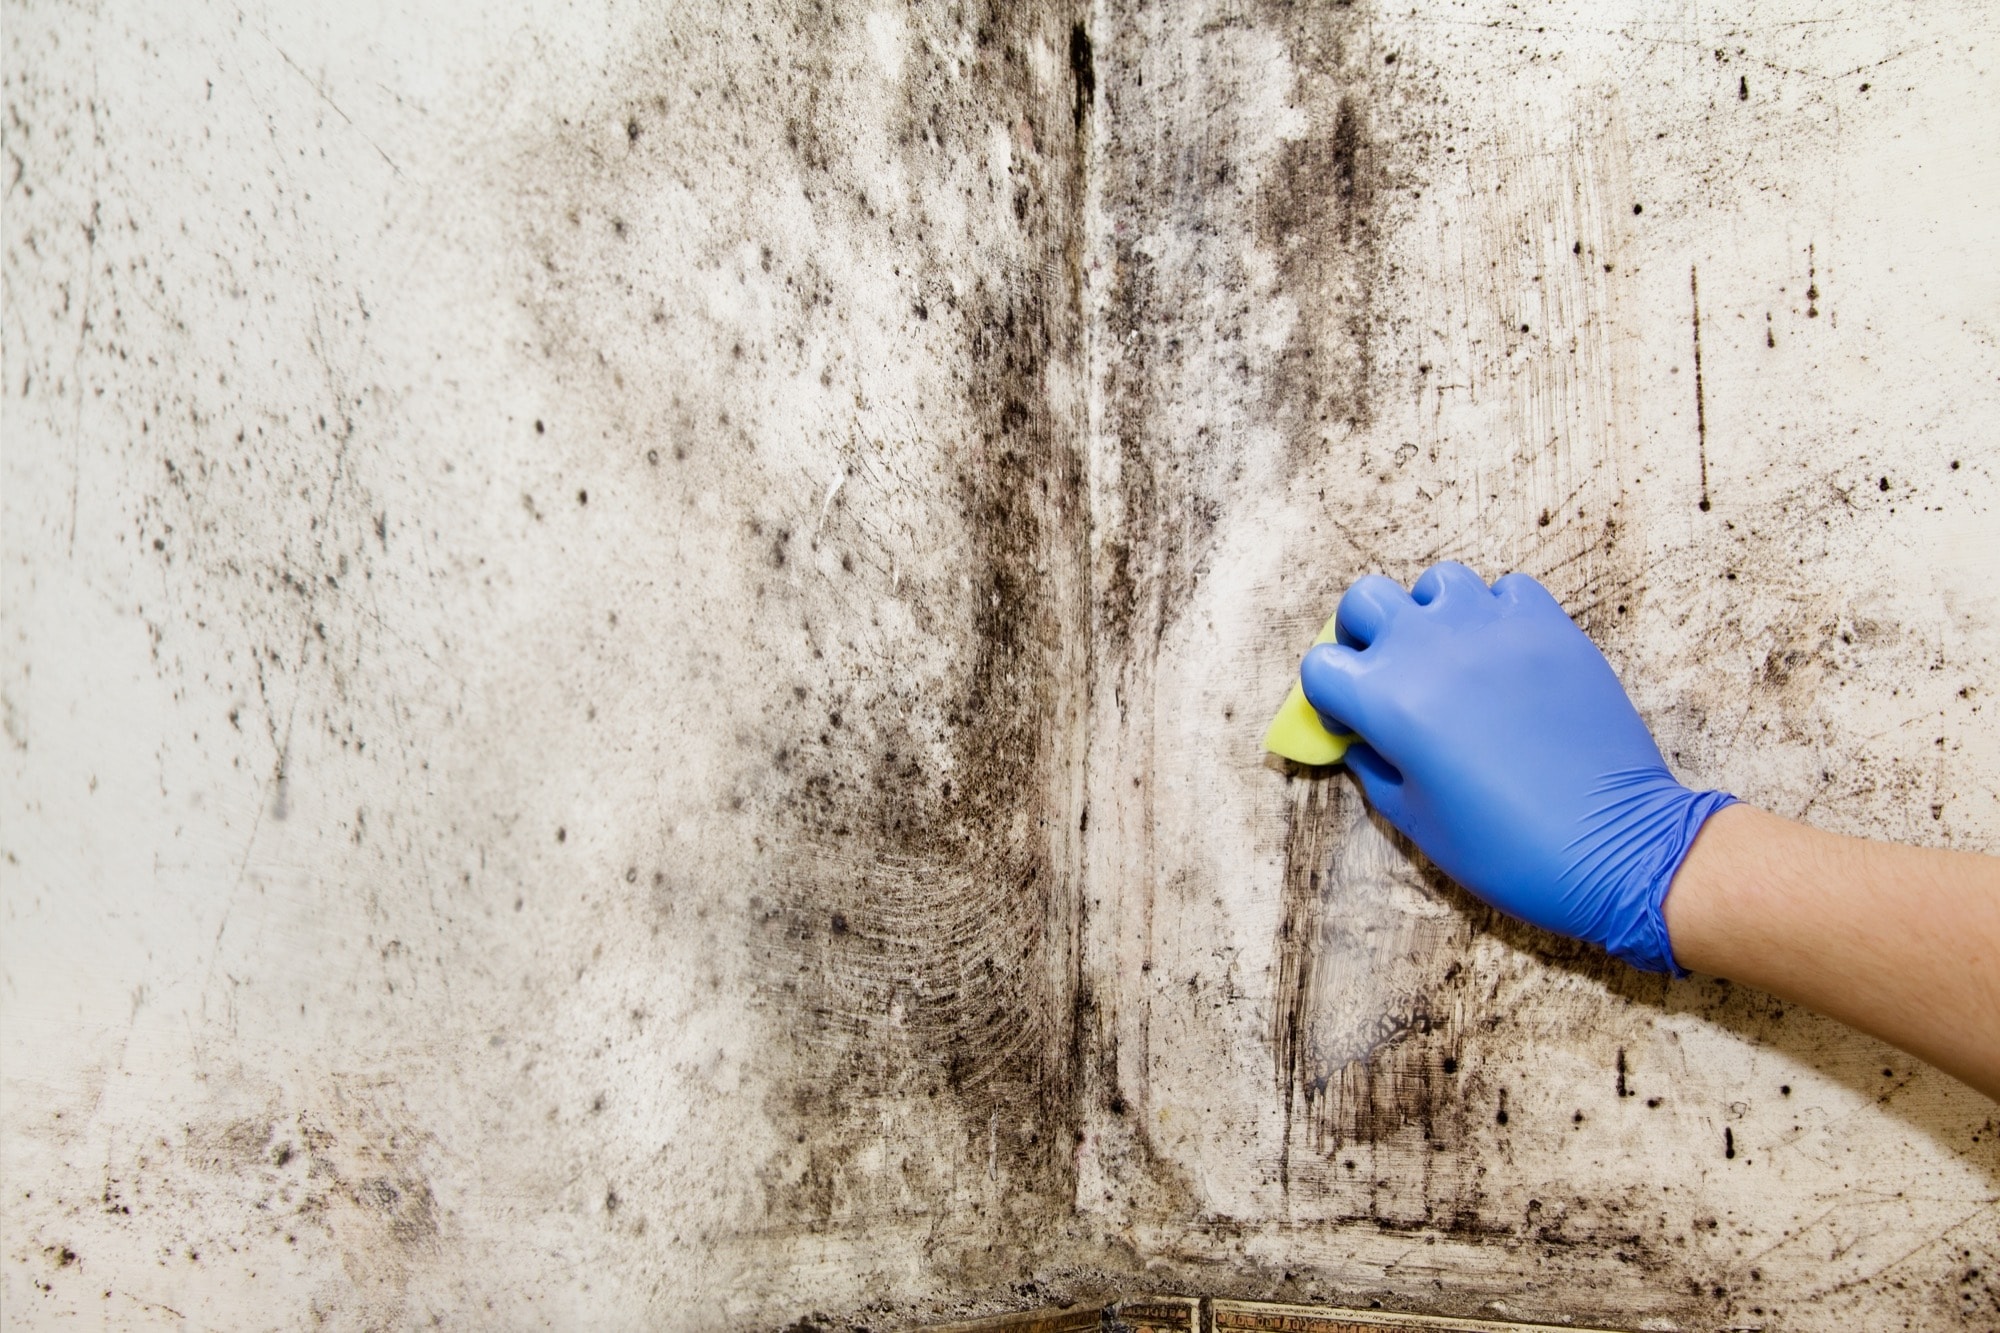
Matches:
[[3, 0, 1998, 1330]]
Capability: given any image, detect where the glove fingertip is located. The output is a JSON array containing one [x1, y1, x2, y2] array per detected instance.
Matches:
[[1299, 642, 1364, 731], [1492, 571, 1556, 606], [1335, 574, 1415, 649], [1300, 639, 1359, 678]]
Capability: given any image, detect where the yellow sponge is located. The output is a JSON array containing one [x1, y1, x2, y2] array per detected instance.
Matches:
[[1262, 612, 1356, 766]]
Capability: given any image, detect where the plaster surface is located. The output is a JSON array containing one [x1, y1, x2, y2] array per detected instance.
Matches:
[[4, 1, 1996, 1328]]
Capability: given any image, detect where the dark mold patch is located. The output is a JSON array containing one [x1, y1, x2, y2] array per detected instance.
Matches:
[[1069, 23, 1096, 131], [743, 8, 1093, 1255], [1093, 6, 1389, 665], [512, 0, 1095, 1300], [1259, 89, 1381, 458]]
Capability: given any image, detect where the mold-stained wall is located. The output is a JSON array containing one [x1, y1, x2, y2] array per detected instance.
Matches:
[[1078, 5, 2000, 1329], [3, 1, 1996, 1329], [4, 1, 1097, 1321]]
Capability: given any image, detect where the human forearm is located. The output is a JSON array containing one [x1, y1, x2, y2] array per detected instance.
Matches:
[[1663, 803, 2000, 1101], [1292, 563, 2000, 1103]]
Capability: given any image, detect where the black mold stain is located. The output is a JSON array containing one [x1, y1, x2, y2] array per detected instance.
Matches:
[[508, 2, 1098, 1308], [845, 7, 1085, 1209], [1095, 0, 1384, 670], [766, 379, 1082, 1229], [1259, 86, 1382, 487], [1068, 22, 1096, 130]]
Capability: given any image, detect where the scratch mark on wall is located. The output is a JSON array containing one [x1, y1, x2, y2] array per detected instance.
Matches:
[[1690, 264, 1710, 514], [268, 42, 402, 176]]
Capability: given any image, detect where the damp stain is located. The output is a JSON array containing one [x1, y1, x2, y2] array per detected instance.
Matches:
[[1259, 88, 1383, 459], [741, 2, 1096, 1250], [509, 0, 1098, 1299]]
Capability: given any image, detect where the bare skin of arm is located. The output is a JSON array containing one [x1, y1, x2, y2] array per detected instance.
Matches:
[[1663, 803, 2000, 1102]]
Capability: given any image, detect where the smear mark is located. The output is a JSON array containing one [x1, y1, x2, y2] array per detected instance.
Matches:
[[1273, 777, 1333, 1193]]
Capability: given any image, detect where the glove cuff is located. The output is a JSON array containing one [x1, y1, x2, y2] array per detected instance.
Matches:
[[1609, 789, 1739, 977]]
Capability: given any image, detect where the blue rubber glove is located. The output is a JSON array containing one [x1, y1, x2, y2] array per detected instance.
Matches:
[[1298, 562, 1736, 974]]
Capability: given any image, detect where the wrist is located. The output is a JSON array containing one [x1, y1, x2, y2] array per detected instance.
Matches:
[[1602, 787, 1737, 975], [1659, 802, 1789, 979]]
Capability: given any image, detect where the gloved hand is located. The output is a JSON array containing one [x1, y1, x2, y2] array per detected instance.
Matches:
[[1298, 562, 1736, 974]]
